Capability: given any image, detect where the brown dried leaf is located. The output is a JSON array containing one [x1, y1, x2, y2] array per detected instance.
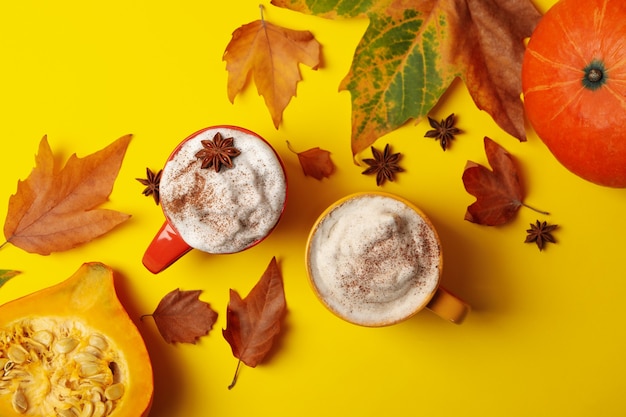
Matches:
[[145, 289, 218, 344], [287, 141, 335, 180], [271, 0, 541, 156], [223, 257, 286, 388], [223, 16, 321, 128], [3, 136, 132, 255], [462, 137, 523, 226]]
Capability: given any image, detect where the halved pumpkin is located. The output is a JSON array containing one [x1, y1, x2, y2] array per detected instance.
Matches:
[[0, 262, 153, 417]]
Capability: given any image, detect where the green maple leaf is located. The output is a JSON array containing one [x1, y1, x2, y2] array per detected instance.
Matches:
[[271, 0, 542, 156]]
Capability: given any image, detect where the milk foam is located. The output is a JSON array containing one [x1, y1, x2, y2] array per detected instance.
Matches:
[[308, 195, 440, 326], [160, 127, 286, 254]]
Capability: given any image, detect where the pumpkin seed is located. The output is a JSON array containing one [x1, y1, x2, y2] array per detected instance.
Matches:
[[79, 401, 94, 417], [54, 337, 79, 354], [91, 401, 107, 417], [88, 334, 108, 351], [64, 396, 82, 410], [104, 383, 124, 401], [88, 386, 104, 402], [56, 409, 77, 417], [12, 388, 28, 413], [6, 369, 28, 380], [83, 345, 103, 358], [79, 362, 101, 377], [104, 400, 113, 415], [74, 351, 99, 364], [87, 372, 113, 385], [7, 345, 28, 364], [32, 330, 54, 346]]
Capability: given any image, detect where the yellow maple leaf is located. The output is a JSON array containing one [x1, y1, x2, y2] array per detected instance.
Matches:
[[223, 14, 321, 128], [3, 135, 132, 255]]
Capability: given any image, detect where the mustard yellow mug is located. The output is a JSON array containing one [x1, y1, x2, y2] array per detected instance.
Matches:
[[305, 192, 469, 327]]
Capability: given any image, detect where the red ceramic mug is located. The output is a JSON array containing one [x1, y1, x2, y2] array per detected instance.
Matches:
[[142, 126, 288, 273]]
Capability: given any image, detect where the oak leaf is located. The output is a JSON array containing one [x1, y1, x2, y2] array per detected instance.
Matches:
[[271, 0, 542, 156], [223, 14, 321, 128], [3, 135, 132, 255], [143, 289, 218, 344], [287, 141, 335, 180], [0, 270, 20, 289], [223, 257, 286, 389]]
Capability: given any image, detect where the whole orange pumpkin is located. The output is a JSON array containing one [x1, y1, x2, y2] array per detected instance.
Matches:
[[522, 0, 626, 187]]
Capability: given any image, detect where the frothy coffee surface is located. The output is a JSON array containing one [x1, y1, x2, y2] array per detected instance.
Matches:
[[308, 195, 440, 326], [160, 127, 286, 254]]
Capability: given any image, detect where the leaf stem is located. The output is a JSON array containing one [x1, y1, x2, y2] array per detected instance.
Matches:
[[228, 359, 242, 390], [0, 241, 8, 251], [259, 4, 265, 24], [521, 202, 550, 216], [285, 140, 297, 154]]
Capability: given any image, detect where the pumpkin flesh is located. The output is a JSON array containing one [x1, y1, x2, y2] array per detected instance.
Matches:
[[522, 0, 626, 187], [0, 263, 153, 417]]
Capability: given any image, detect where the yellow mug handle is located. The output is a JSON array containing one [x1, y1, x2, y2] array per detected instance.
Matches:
[[426, 287, 470, 324]]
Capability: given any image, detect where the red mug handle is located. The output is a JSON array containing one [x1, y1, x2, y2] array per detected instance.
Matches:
[[142, 222, 192, 274]]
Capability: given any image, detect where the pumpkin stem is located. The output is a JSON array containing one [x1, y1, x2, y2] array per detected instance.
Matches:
[[587, 68, 602, 83], [582, 60, 607, 90]]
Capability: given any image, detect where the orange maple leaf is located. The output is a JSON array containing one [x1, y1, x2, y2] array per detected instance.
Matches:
[[223, 13, 321, 128], [3, 135, 132, 255]]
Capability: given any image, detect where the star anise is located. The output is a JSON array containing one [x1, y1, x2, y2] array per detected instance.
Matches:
[[525, 220, 558, 251], [195, 132, 241, 172], [424, 113, 461, 151], [136, 168, 162, 205], [361, 144, 404, 186]]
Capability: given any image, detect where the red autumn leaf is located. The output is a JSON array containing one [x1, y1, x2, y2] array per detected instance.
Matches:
[[223, 10, 321, 128], [144, 289, 218, 344], [223, 257, 286, 389], [3, 135, 132, 255], [462, 137, 524, 226], [287, 141, 335, 180]]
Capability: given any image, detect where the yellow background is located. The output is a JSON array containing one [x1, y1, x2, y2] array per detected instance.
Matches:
[[1, 1, 625, 416]]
